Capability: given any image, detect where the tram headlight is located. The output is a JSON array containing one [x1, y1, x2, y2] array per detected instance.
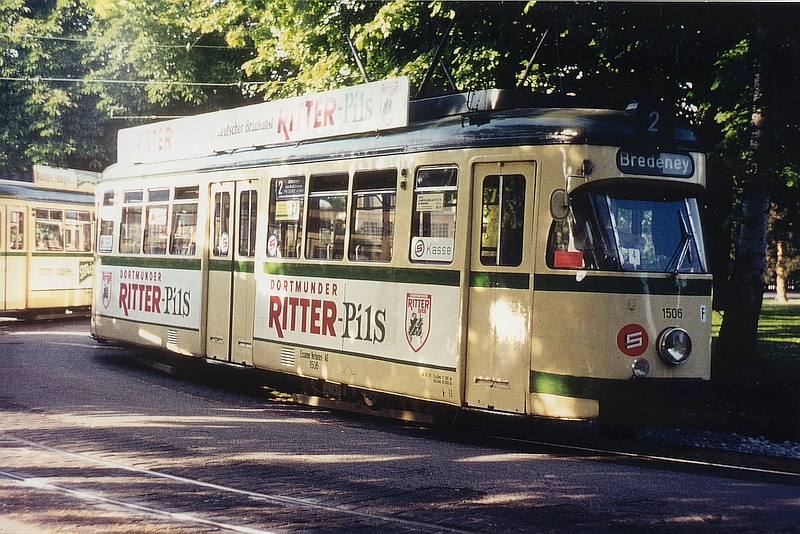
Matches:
[[657, 327, 692, 365]]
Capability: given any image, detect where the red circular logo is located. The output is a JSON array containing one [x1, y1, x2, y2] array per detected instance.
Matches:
[[617, 324, 649, 357], [413, 239, 425, 258]]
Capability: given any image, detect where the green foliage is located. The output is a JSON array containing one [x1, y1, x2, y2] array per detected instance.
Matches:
[[1, 0, 114, 171], [87, 0, 255, 117], [706, 7, 800, 289], [1, 1, 799, 303]]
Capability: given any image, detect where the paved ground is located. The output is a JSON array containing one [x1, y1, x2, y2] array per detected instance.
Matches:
[[1, 319, 799, 533]]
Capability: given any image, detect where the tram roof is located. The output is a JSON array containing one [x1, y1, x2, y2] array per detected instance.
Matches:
[[0, 179, 94, 205], [103, 90, 703, 182]]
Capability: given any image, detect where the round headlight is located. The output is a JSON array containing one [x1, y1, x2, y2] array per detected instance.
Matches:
[[657, 327, 692, 365]]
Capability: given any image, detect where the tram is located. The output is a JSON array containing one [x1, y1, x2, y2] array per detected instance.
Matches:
[[91, 78, 712, 422], [1, 178, 95, 318]]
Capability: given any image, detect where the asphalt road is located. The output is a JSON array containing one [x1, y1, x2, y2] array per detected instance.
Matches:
[[1, 319, 798, 533]]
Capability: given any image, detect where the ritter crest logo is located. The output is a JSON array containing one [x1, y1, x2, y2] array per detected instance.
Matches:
[[405, 293, 431, 353], [101, 271, 112, 309], [380, 80, 400, 126]]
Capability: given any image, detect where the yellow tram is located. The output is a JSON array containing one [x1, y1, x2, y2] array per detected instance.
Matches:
[[92, 78, 712, 421], [1, 174, 95, 318]]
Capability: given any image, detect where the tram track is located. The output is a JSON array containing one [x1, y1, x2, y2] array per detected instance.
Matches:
[[0, 434, 476, 534], [3, 324, 798, 532], [422, 409, 800, 483], [11, 429, 796, 534], [0, 466, 272, 534], [2, 395, 799, 533], [466, 429, 800, 481]]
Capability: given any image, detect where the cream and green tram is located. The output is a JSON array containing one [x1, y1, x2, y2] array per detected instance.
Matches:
[[92, 80, 711, 421], [1, 179, 95, 318]]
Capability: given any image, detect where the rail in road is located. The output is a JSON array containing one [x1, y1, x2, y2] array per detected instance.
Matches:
[[1, 320, 799, 533]]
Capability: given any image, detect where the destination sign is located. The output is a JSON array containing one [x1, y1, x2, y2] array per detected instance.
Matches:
[[117, 78, 410, 165], [616, 149, 694, 178]]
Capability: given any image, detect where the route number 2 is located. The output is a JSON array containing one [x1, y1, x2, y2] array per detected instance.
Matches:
[[648, 111, 661, 133]]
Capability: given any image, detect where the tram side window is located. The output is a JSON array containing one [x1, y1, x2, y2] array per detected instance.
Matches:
[[65, 210, 92, 252], [547, 219, 585, 269], [267, 176, 305, 259], [102, 190, 115, 206], [9, 210, 24, 250], [98, 190, 115, 253], [143, 188, 170, 255], [306, 173, 348, 261], [35, 208, 64, 251], [410, 166, 458, 263], [120, 190, 143, 254], [212, 191, 231, 257], [480, 174, 525, 267], [349, 169, 396, 262], [239, 190, 257, 257], [170, 185, 199, 255], [98, 220, 114, 253]]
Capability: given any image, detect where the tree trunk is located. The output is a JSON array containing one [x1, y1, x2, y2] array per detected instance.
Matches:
[[775, 241, 789, 303], [713, 11, 778, 385]]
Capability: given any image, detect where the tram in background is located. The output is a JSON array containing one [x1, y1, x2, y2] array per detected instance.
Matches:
[[91, 78, 712, 423], [1, 172, 96, 319]]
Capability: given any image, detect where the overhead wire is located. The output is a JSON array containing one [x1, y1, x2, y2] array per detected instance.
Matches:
[[0, 76, 256, 87], [0, 32, 256, 50], [0, 32, 263, 88]]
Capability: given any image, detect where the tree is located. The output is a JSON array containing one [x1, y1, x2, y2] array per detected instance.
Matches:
[[766, 161, 800, 303], [86, 0, 257, 121], [712, 7, 797, 382], [1, 0, 114, 172]]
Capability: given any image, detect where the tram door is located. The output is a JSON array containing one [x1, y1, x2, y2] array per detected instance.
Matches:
[[206, 181, 258, 366], [465, 162, 535, 414], [1, 205, 27, 311], [1, 207, 4, 309]]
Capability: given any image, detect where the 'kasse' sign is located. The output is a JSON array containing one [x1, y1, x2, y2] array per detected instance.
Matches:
[[117, 78, 410, 165]]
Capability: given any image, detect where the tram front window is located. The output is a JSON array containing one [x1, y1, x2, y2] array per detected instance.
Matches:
[[548, 186, 707, 274]]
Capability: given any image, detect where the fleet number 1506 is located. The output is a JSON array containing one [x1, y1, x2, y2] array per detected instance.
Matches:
[[662, 307, 683, 319]]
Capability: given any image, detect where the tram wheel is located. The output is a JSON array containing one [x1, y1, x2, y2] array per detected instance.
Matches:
[[361, 390, 383, 410]]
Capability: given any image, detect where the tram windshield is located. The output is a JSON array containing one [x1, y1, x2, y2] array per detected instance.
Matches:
[[549, 185, 707, 273]]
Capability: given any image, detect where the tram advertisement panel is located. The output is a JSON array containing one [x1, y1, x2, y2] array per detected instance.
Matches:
[[255, 275, 459, 370], [29, 256, 94, 291], [96, 265, 201, 330], [118, 77, 410, 165]]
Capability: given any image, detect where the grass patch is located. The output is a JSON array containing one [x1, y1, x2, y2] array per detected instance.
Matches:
[[712, 300, 800, 374]]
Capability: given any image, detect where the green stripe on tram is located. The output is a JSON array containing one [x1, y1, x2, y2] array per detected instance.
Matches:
[[531, 370, 710, 400], [263, 262, 461, 286], [21, 252, 94, 259], [94, 312, 200, 332], [99, 255, 201, 270], [469, 272, 530, 289], [533, 273, 712, 296], [209, 259, 255, 273]]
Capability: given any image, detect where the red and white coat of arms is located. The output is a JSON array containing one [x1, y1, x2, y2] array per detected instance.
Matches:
[[101, 271, 113, 309], [405, 293, 431, 352], [380, 80, 400, 126]]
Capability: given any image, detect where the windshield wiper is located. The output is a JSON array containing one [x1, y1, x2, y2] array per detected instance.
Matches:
[[668, 210, 694, 275]]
